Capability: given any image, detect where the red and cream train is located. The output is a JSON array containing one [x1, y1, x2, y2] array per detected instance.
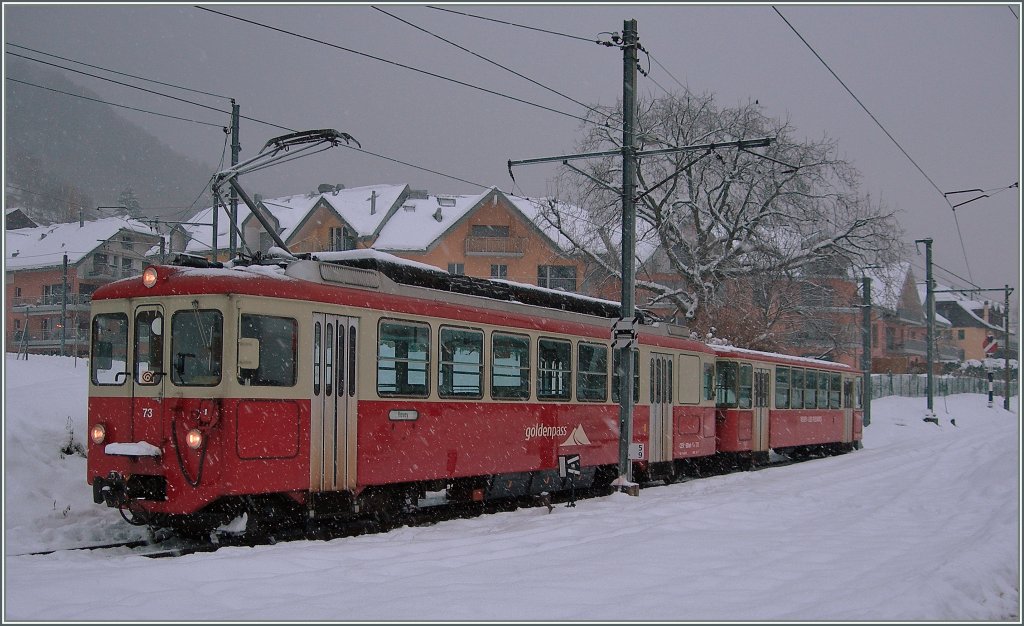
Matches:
[[86, 252, 863, 534]]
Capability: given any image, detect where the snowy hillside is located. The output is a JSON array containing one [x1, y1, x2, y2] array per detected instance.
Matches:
[[3, 354, 1019, 621]]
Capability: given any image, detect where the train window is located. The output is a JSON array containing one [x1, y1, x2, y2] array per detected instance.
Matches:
[[378, 320, 430, 397], [854, 377, 863, 409], [804, 370, 817, 409], [170, 308, 223, 387], [830, 373, 842, 409], [134, 310, 163, 386], [313, 322, 322, 396], [791, 369, 804, 408], [738, 364, 753, 409], [843, 378, 854, 409], [703, 363, 715, 401], [439, 327, 483, 399], [325, 323, 334, 397], [611, 348, 640, 404], [577, 343, 608, 402], [677, 355, 700, 404], [775, 367, 790, 409], [349, 326, 357, 397], [666, 358, 673, 404], [650, 360, 657, 403], [491, 333, 530, 400], [537, 338, 571, 400], [238, 314, 297, 387], [715, 361, 737, 407], [817, 371, 829, 409], [91, 313, 128, 386]]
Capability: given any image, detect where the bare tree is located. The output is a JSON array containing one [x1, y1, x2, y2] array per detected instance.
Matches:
[[534, 89, 904, 328]]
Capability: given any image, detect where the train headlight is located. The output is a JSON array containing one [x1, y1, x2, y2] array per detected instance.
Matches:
[[142, 266, 159, 288], [185, 429, 204, 450], [90, 423, 106, 445]]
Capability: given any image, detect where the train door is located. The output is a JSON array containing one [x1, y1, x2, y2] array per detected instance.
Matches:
[[649, 353, 673, 463], [752, 368, 771, 451], [311, 313, 359, 493], [842, 376, 855, 442], [131, 305, 166, 444]]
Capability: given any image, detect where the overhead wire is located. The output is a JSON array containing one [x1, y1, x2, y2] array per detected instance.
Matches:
[[771, 5, 975, 282], [424, 6, 598, 43], [195, 6, 598, 127], [5, 77, 224, 128], [371, 6, 610, 122], [8, 46, 489, 197], [6, 50, 294, 133], [5, 42, 233, 101]]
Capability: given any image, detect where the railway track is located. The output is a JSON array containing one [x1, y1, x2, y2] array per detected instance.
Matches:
[[23, 450, 836, 559]]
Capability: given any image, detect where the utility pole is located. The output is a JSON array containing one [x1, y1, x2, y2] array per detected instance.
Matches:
[[615, 18, 639, 487], [861, 275, 872, 426], [60, 253, 68, 357], [916, 238, 937, 424], [934, 284, 1015, 412], [1004, 285, 1012, 411], [506, 19, 777, 493], [229, 99, 240, 259]]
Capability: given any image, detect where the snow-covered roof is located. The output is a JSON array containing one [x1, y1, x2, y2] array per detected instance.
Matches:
[[372, 189, 492, 251], [5, 217, 158, 270], [863, 262, 914, 312], [168, 184, 410, 255], [508, 194, 659, 263], [326, 184, 407, 237], [927, 282, 1004, 332]]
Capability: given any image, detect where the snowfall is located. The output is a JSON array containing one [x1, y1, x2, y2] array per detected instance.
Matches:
[[2, 354, 1020, 622]]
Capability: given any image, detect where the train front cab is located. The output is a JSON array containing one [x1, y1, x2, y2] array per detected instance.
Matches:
[[87, 284, 316, 530]]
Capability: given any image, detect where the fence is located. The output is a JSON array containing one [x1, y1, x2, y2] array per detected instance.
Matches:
[[870, 373, 1018, 400]]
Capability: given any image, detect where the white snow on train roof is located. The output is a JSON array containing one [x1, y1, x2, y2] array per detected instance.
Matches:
[[709, 343, 854, 369]]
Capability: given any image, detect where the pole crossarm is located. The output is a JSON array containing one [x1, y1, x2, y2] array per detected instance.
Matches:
[[508, 137, 775, 172]]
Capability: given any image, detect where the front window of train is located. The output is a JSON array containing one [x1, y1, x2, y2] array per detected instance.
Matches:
[[91, 313, 129, 385], [170, 308, 223, 386]]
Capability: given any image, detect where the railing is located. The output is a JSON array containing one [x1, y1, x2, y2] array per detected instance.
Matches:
[[10, 293, 93, 308], [465, 236, 527, 255], [870, 373, 1018, 400]]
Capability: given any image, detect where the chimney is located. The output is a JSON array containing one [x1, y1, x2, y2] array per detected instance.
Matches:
[[433, 207, 443, 222], [370, 190, 377, 215]]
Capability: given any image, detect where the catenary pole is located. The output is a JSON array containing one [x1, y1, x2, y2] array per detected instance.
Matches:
[[916, 238, 937, 423], [1004, 285, 1012, 411], [615, 19, 639, 487], [861, 275, 872, 426], [229, 100, 240, 259]]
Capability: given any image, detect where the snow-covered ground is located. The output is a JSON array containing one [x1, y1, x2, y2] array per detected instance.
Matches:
[[3, 354, 1020, 621]]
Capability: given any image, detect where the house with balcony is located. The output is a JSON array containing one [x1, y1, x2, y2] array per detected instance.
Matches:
[[931, 285, 1017, 362], [373, 188, 587, 292], [5, 216, 161, 356]]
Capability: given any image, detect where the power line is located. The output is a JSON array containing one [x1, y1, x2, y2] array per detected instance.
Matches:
[[344, 145, 491, 189], [6, 50, 294, 133], [5, 77, 224, 128], [424, 6, 598, 43], [372, 6, 608, 121], [5, 42, 232, 101], [195, 6, 597, 127], [771, 6, 975, 282]]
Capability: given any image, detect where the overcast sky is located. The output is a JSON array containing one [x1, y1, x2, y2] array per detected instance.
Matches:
[[4, 3, 1020, 311]]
